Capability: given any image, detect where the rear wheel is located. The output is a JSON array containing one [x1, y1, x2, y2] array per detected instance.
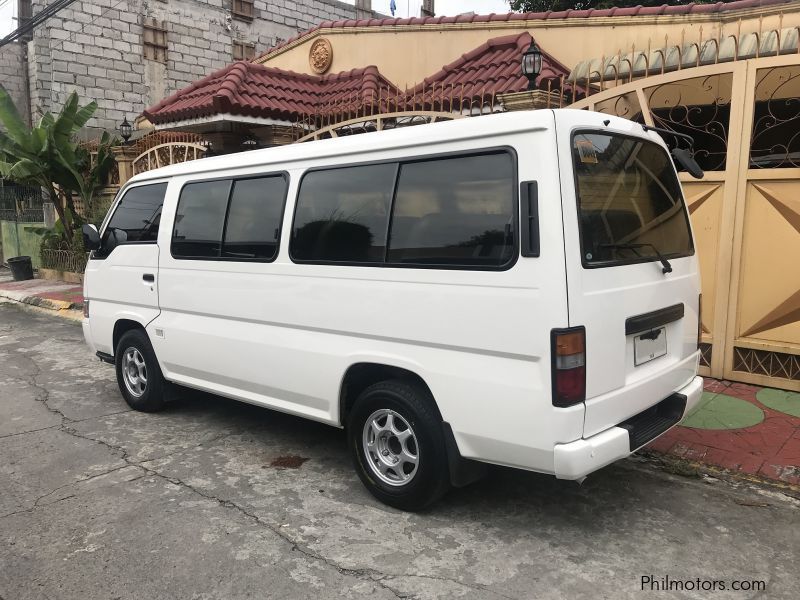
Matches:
[[115, 329, 165, 412], [348, 380, 450, 511]]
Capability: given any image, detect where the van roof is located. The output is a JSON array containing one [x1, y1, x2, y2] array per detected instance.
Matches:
[[127, 109, 564, 185]]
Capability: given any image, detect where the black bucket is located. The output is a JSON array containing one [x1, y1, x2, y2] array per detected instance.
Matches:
[[7, 256, 34, 281]]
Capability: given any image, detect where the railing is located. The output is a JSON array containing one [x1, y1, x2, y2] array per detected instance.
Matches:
[[39, 248, 89, 274], [290, 84, 509, 142], [132, 142, 207, 176], [133, 130, 207, 155], [0, 208, 45, 223], [0, 185, 45, 222]]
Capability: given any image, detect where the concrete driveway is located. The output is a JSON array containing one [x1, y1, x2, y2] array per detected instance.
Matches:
[[1, 303, 797, 599]]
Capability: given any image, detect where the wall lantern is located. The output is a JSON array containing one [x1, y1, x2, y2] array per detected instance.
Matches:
[[119, 115, 132, 143], [521, 40, 543, 91]]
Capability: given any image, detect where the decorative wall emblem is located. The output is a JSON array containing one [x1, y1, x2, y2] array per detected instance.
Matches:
[[309, 38, 333, 74]]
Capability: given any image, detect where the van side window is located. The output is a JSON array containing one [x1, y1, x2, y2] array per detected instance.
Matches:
[[223, 176, 287, 260], [105, 183, 167, 244], [291, 163, 396, 263], [172, 180, 231, 258], [387, 153, 515, 267]]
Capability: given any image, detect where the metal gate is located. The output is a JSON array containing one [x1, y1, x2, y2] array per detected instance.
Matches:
[[572, 55, 800, 391]]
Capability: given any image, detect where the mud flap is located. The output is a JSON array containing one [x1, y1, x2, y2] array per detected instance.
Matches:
[[442, 422, 489, 487]]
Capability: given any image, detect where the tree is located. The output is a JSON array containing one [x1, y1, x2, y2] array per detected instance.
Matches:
[[0, 86, 117, 241], [508, 1, 714, 12]]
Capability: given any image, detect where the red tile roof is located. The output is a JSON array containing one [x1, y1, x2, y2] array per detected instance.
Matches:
[[256, 1, 794, 61], [144, 32, 576, 126], [144, 62, 398, 125], [410, 32, 570, 104]]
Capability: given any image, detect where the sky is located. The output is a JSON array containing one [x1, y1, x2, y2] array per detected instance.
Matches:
[[0, 0, 17, 37], [360, 1, 513, 19]]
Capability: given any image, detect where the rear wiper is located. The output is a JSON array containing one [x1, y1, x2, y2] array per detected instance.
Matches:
[[600, 243, 673, 275]]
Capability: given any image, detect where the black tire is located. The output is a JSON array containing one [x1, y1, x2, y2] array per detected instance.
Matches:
[[347, 379, 450, 511], [115, 329, 166, 412]]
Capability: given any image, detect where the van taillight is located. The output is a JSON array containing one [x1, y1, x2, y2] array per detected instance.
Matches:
[[551, 327, 586, 407], [83, 299, 89, 319], [697, 294, 702, 350]]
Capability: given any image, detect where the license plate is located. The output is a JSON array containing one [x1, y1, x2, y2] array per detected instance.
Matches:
[[634, 327, 667, 366]]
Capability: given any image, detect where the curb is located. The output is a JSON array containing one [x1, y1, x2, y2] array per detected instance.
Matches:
[[0, 289, 79, 312], [640, 450, 800, 497]]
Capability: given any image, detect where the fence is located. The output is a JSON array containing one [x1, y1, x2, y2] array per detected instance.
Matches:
[[39, 247, 89, 274], [290, 83, 511, 142], [0, 185, 45, 223]]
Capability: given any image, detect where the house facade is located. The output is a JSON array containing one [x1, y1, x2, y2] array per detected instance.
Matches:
[[0, 0, 380, 136]]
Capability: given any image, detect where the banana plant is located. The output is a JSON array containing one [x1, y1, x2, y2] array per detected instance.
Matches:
[[0, 86, 118, 241]]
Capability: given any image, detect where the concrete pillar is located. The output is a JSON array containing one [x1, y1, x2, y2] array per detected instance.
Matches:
[[43, 203, 56, 229], [498, 90, 562, 111], [355, 0, 371, 19], [112, 145, 139, 186]]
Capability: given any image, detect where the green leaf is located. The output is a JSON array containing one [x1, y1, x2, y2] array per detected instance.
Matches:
[[0, 133, 32, 160], [6, 157, 45, 182], [30, 127, 48, 154], [72, 100, 98, 132], [39, 112, 55, 128], [0, 85, 32, 152], [53, 145, 89, 199], [52, 92, 80, 147]]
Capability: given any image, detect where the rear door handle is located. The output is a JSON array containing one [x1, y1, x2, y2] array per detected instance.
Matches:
[[143, 273, 155, 283]]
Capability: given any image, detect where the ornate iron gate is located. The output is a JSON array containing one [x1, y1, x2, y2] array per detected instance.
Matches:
[[572, 55, 800, 391], [132, 142, 207, 176]]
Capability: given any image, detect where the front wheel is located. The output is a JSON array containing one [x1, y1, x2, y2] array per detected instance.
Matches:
[[347, 380, 450, 511], [115, 329, 165, 412]]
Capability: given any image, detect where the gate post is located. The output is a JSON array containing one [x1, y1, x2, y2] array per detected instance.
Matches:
[[112, 145, 139, 186]]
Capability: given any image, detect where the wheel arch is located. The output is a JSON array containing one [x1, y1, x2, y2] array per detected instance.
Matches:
[[338, 362, 440, 427], [112, 318, 148, 355]]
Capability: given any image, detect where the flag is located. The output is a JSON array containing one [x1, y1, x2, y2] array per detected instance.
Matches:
[[390, 0, 396, 16]]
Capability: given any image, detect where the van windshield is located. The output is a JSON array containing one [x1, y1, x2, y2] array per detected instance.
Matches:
[[572, 131, 693, 268]]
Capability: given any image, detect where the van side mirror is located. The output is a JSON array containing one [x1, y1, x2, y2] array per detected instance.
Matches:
[[671, 147, 704, 179], [98, 227, 127, 256], [82, 223, 101, 251]]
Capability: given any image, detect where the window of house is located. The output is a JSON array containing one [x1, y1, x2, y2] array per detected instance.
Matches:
[[232, 0, 254, 21], [104, 183, 168, 245], [386, 153, 516, 268], [222, 176, 287, 260], [143, 17, 168, 62], [232, 40, 256, 61], [291, 164, 396, 263], [172, 180, 231, 258]]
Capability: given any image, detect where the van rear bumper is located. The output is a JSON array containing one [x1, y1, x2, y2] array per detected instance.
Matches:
[[553, 375, 703, 480]]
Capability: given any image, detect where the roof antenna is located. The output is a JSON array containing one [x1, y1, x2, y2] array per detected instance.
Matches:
[[603, 119, 611, 126]]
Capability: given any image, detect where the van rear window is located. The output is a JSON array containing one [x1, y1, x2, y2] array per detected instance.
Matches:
[[572, 132, 693, 268]]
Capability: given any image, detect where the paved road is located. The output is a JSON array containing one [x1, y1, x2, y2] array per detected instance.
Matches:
[[1, 303, 797, 600]]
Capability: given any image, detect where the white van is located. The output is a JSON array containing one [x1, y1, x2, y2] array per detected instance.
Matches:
[[82, 109, 703, 510]]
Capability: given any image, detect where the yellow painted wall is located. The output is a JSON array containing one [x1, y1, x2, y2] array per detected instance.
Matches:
[[256, 7, 796, 88]]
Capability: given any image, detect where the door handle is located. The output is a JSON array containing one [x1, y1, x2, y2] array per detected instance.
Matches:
[[143, 273, 155, 283]]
